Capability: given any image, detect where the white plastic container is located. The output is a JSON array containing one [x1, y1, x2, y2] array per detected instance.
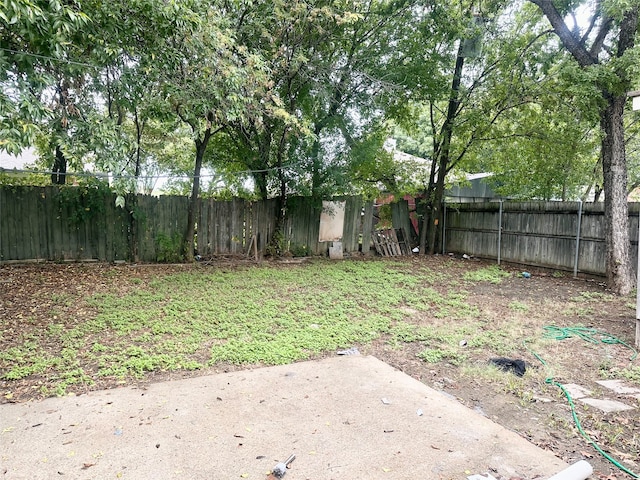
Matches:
[[547, 460, 593, 480]]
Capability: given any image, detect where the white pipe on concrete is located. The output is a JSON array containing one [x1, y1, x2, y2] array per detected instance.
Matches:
[[546, 460, 593, 480]]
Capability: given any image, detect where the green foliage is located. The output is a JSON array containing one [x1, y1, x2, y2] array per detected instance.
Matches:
[[3, 0, 624, 207], [265, 230, 285, 257], [54, 180, 111, 224], [0, 0, 91, 154], [509, 301, 529, 312], [155, 232, 184, 263], [480, 89, 600, 201], [347, 128, 427, 197], [0, 170, 49, 186], [288, 243, 309, 257], [6, 257, 635, 399], [617, 366, 640, 383]]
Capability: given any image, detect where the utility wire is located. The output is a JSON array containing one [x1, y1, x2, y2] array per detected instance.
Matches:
[[0, 48, 99, 69], [0, 163, 299, 181]]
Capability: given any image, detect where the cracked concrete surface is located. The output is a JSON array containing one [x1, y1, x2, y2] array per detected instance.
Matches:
[[1, 356, 568, 480]]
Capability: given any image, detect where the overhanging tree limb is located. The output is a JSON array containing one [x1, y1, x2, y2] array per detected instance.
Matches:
[[527, 0, 638, 295], [529, 0, 599, 66]]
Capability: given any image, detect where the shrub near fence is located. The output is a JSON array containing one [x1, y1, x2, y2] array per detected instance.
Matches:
[[0, 186, 369, 262], [443, 201, 640, 276]]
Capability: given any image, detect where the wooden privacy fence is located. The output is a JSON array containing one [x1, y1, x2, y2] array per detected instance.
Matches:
[[0, 186, 370, 263], [442, 201, 640, 276], [0, 186, 131, 263], [197, 196, 367, 257], [6, 185, 637, 276]]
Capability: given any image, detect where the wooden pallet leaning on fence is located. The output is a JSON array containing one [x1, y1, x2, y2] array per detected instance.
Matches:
[[371, 229, 410, 256]]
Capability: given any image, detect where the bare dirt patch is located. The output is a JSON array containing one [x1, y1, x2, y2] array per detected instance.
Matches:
[[1, 256, 639, 479]]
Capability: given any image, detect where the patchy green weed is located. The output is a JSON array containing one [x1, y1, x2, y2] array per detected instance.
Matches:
[[417, 347, 466, 365], [463, 265, 511, 284], [509, 301, 529, 312]]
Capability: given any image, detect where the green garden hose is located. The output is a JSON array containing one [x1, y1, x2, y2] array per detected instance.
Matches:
[[526, 327, 639, 479], [542, 325, 638, 361]]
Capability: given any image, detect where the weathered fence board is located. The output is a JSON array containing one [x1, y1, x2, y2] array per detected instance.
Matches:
[[342, 196, 362, 253], [248, 198, 278, 254], [444, 201, 640, 276], [10, 185, 638, 275], [0, 188, 369, 262], [391, 200, 412, 251], [361, 201, 374, 255]]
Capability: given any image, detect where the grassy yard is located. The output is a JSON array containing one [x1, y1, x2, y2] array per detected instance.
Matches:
[[2, 258, 495, 396], [1, 257, 636, 397]]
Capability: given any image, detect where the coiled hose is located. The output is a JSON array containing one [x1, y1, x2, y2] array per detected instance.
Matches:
[[526, 326, 639, 479]]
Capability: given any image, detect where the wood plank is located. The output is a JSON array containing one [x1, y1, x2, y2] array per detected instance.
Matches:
[[104, 192, 115, 262], [10, 187, 22, 260], [52, 188, 65, 260], [198, 198, 208, 256], [35, 188, 47, 261], [0, 188, 7, 261], [1, 187, 15, 260], [26, 187, 39, 259], [361, 201, 374, 255], [0, 187, 635, 273], [231, 198, 242, 254]]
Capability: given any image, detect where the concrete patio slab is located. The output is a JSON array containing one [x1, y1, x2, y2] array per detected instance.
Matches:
[[596, 379, 640, 396], [1, 356, 568, 480], [577, 397, 635, 413], [561, 383, 592, 400]]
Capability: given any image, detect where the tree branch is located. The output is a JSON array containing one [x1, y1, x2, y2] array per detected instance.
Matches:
[[580, 0, 600, 44], [528, 0, 597, 66], [617, 7, 639, 58], [588, 13, 612, 59]]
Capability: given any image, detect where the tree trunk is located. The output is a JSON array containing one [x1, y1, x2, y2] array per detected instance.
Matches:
[[419, 150, 440, 254], [601, 93, 634, 295], [129, 109, 143, 262], [310, 133, 322, 199], [527, 0, 637, 294], [51, 145, 67, 185], [254, 128, 272, 200], [128, 193, 139, 262], [427, 161, 448, 254], [426, 45, 465, 254], [183, 137, 208, 262]]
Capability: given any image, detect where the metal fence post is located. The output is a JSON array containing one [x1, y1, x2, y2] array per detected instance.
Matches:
[[442, 202, 447, 255], [573, 200, 583, 279], [497, 200, 503, 265]]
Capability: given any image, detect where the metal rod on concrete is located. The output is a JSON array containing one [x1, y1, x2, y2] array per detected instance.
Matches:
[[573, 200, 582, 279], [497, 200, 503, 265]]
